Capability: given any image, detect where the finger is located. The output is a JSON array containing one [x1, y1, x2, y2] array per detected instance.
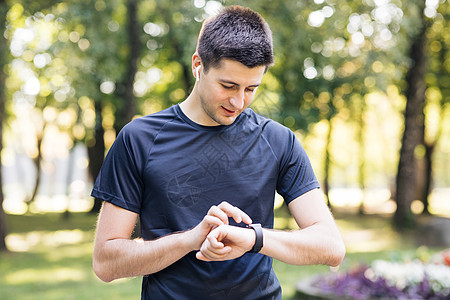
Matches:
[[197, 245, 232, 261], [196, 250, 227, 261], [218, 201, 252, 224], [201, 236, 228, 255], [207, 232, 224, 249], [207, 205, 229, 225], [199, 235, 230, 257], [240, 214, 252, 225], [210, 246, 231, 257], [203, 245, 230, 257], [202, 215, 224, 228], [196, 251, 210, 261]]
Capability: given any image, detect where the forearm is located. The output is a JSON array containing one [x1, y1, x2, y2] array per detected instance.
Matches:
[[260, 224, 345, 267], [93, 230, 196, 282]]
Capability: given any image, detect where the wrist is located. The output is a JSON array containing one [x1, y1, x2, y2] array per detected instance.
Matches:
[[184, 227, 203, 252]]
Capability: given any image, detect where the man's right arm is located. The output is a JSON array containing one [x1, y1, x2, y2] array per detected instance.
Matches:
[[93, 201, 251, 282]]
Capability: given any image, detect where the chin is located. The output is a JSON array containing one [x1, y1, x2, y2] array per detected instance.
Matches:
[[218, 117, 236, 126]]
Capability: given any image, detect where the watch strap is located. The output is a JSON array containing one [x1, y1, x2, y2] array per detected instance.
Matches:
[[247, 223, 263, 253]]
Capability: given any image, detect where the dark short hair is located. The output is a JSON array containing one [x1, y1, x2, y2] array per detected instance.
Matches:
[[197, 5, 274, 72]]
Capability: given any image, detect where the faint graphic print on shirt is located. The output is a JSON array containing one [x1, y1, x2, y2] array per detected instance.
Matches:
[[165, 124, 260, 208], [166, 142, 231, 208]]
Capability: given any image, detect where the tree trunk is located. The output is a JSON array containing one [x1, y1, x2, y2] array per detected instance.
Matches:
[[0, 79, 7, 251], [394, 17, 427, 230], [357, 99, 367, 215], [90, 0, 140, 213], [26, 131, 43, 209], [63, 143, 77, 219], [88, 100, 105, 214], [323, 118, 333, 207], [419, 35, 448, 215], [89, 0, 140, 213], [420, 142, 433, 214], [114, 0, 140, 133], [0, 0, 9, 252], [159, 5, 193, 96]]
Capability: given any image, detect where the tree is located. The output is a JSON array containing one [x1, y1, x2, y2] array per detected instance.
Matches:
[[1, 0, 77, 212], [47, 0, 204, 214], [394, 1, 428, 229], [243, 0, 403, 209], [93, 0, 142, 213], [1, 0, 447, 226], [5, 3, 67, 209], [418, 0, 450, 214], [113, 0, 140, 132], [0, 0, 8, 252], [135, 0, 202, 109], [47, 0, 131, 213]]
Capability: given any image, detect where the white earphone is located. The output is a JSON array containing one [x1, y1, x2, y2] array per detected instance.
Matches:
[[195, 65, 201, 82]]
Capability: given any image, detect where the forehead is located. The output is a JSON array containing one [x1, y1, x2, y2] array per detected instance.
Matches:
[[208, 59, 266, 85]]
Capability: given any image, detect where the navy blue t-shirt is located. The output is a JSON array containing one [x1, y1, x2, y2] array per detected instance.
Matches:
[[92, 105, 320, 299]]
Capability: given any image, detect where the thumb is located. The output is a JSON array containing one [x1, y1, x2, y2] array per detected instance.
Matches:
[[196, 251, 211, 261]]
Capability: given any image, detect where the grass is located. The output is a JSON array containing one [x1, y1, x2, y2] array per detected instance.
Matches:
[[1, 213, 141, 300], [0, 211, 442, 300]]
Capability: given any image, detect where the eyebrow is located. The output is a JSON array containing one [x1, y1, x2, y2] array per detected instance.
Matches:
[[219, 79, 261, 88]]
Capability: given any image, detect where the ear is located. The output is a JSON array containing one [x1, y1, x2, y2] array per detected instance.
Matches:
[[192, 53, 202, 79]]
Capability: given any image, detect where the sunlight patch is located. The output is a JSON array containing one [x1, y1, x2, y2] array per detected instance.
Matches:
[[6, 229, 88, 252], [5, 268, 86, 285], [343, 228, 399, 253], [345, 238, 393, 253]]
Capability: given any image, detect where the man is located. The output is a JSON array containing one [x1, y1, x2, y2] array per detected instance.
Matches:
[[92, 5, 345, 299]]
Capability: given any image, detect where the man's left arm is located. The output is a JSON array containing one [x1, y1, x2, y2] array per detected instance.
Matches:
[[260, 188, 345, 266], [197, 188, 345, 267]]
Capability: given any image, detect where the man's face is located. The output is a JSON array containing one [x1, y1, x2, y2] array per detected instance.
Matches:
[[196, 59, 266, 126]]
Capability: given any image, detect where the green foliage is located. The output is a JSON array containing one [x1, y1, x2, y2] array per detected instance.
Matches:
[[1, 0, 449, 228], [3, 0, 450, 132], [227, 0, 408, 131], [427, 1, 450, 106], [5, 0, 449, 135], [48, 0, 126, 141], [136, 0, 203, 111]]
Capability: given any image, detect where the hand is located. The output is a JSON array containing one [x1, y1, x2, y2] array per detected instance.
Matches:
[[188, 202, 252, 251], [196, 224, 256, 261]]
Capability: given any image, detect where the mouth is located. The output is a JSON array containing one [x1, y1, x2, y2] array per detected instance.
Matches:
[[221, 106, 237, 116]]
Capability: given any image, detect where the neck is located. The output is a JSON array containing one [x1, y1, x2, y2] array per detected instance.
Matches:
[[179, 86, 203, 124]]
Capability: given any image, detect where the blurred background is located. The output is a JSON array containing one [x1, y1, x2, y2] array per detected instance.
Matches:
[[0, 0, 449, 299]]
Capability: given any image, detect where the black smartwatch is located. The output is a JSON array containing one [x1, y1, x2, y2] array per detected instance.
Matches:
[[247, 223, 263, 253]]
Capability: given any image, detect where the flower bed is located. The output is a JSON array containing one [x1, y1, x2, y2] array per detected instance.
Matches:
[[296, 249, 450, 300]]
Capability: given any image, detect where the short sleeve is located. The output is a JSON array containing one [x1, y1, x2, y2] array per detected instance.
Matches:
[[91, 124, 145, 213], [276, 130, 320, 204]]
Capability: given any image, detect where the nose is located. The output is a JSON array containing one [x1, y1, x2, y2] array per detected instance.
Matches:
[[229, 90, 245, 110]]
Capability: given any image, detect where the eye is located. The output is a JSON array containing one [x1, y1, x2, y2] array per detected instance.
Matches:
[[246, 88, 255, 93], [221, 84, 234, 90]]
